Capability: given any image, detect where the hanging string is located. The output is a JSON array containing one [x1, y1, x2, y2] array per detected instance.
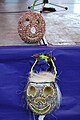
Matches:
[[32, 0, 39, 12], [51, 58, 57, 79], [30, 59, 38, 76], [38, 115, 45, 120]]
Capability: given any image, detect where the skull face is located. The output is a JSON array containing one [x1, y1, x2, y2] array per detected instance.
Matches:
[[26, 82, 58, 115], [18, 12, 45, 43]]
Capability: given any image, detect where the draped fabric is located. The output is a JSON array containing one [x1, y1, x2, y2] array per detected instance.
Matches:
[[0, 46, 80, 120]]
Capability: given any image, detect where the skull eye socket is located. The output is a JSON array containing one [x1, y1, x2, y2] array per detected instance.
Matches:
[[25, 18, 29, 21], [27, 85, 36, 97], [36, 18, 40, 25], [23, 18, 30, 26], [43, 86, 54, 97]]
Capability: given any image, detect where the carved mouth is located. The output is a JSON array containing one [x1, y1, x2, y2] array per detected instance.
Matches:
[[29, 103, 51, 115]]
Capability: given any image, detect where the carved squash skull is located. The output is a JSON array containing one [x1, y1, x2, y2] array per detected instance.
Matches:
[[26, 80, 59, 115], [26, 54, 61, 115], [18, 12, 45, 43]]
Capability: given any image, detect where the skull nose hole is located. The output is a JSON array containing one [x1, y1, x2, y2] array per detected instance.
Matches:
[[34, 97, 46, 104], [31, 27, 36, 34]]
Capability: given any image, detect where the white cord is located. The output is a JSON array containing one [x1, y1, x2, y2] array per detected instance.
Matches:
[[38, 115, 45, 120]]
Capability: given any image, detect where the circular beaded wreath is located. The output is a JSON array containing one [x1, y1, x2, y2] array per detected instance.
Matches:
[[18, 12, 46, 43]]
